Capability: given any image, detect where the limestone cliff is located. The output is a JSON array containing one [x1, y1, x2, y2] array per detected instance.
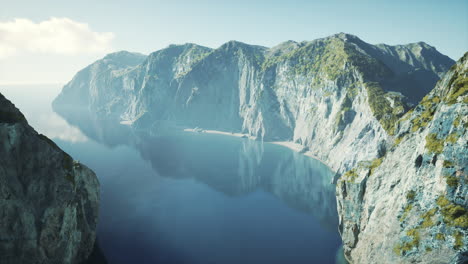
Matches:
[[0, 93, 100, 264], [337, 53, 467, 263], [53, 33, 454, 174], [52, 33, 464, 263]]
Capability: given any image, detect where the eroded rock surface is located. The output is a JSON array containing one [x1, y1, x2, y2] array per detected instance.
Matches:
[[0, 93, 100, 264], [337, 53, 467, 264]]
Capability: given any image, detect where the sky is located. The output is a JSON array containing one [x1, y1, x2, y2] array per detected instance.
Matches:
[[0, 0, 467, 85]]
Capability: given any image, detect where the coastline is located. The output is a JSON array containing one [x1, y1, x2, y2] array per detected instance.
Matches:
[[183, 128, 329, 167], [184, 128, 255, 139]]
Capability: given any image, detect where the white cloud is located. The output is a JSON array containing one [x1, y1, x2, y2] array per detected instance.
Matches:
[[0, 17, 114, 58]]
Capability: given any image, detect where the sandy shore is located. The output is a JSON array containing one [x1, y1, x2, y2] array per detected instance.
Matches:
[[183, 128, 327, 165], [183, 128, 255, 139], [269, 141, 328, 164]]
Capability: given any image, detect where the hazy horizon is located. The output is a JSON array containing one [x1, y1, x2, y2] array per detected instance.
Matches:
[[0, 0, 467, 85]]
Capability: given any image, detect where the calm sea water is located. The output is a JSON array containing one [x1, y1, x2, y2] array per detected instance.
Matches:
[[1, 85, 346, 264]]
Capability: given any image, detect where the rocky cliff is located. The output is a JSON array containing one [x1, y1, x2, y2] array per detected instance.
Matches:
[[52, 33, 464, 263], [0, 93, 100, 264], [337, 53, 467, 263], [53, 33, 454, 174]]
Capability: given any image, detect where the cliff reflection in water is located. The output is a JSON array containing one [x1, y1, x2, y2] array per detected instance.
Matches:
[[56, 110, 339, 231]]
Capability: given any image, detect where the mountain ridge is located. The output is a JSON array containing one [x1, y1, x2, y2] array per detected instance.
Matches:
[[53, 33, 455, 175], [52, 33, 466, 263]]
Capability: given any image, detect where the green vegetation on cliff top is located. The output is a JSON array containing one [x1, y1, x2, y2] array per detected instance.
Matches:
[[262, 36, 392, 83], [262, 38, 348, 79], [445, 64, 467, 105], [365, 82, 407, 134]]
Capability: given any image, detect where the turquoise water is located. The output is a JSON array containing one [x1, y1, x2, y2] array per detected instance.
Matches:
[[1, 85, 344, 264], [56, 132, 342, 264]]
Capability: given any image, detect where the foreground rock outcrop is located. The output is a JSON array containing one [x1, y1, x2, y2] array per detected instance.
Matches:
[[337, 53, 467, 263], [0, 93, 100, 264]]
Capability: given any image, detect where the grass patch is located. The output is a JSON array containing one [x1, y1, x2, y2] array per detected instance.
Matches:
[[343, 168, 359, 183], [425, 133, 445, 154], [407, 229, 421, 245], [399, 204, 413, 222], [446, 132, 460, 144], [262, 37, 348, 79], [445, 73, 467, 105], [436, 196, 468, 228], [365, 82, 407, 135], [399, 109, 413, 122], [453, 231, 464, 250], [334, 91, 354, 132], [343, 41, 392, 81], [368, 157, 384, 175], [443, 160, 454, 168], [394, 136, 404, 147], [436, 196, 450, 207], [410, 95, 439, 132], [445, 176, 459, 188], [421, 208, 438, 228], [406, 190, 416, 202], [394, 228, 420, 256], [453, 115, 461, 127]]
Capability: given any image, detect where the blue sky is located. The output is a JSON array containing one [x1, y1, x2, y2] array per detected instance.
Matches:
[[0, 0, 467, 84]]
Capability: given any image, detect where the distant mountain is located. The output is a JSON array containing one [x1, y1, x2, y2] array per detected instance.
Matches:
[[53, 33, 455, 173]]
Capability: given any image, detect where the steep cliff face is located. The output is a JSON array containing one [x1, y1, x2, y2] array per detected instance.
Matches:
[[52, 33, 464, 263], [0, 93, 100, 264], [53, 33, 454, 173], [53, 51, 146, 115], [337, 53, 467, 263]]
